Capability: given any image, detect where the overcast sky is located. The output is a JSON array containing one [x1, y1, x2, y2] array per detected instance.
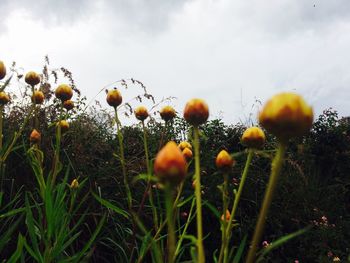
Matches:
[[1, 0, 350, 124]]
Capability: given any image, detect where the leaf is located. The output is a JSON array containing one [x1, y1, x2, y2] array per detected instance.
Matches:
[[92, 192, 129, 219], [232, 235, 247, 263]]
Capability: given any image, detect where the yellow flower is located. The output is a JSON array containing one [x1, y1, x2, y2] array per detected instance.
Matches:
[[221, 209, 231, 222], [57, 120, 69, 133], [182, 147, 193, 161], [63, 100, 74, 111], [178, 141, 192, 151], [154, 141, 187, 185], [241, 127, 266, 149], [0, 61, 6, 80], [70, 179, 79, 189], [31, 90, 45, 104], [30, 129, 41, 144], [106, 89, 122, 108], [55, 84, 73, 102], [184, 98, 209, 126], [134, 106, 149, 121], [216, 150, 235, 171], [0, 92, 10, 105], [160, 106, 176, 122], [25, 71, 41, 86], [259, 92, 313, 140]]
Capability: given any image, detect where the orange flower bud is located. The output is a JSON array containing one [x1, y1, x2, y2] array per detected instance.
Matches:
[[259, 93, 313, 140], [106, 89, 122, 108], [241, 127, 266, 149], [182, 147, 193, 161], [70, 179, 79, 189], [30, 129, 41, 144], [134, 106, 149, 121], [25, 71, 40, 86], [0, 92, 10, 105], [183, 98, 209, 126], [55, 84, 73, 102], [63, 100, 74, 111], [178, 141, 192, 151], [221, 209, 231, 222], [31, 90, 45, 104], [160, 106, 176, 122], [154, 141, 187, 185], [57, 120, 69, 133], [216, 150, 234, 171], [0, 61, 6, 80]]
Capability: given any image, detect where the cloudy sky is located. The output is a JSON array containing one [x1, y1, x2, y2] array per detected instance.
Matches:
[[1, 0, 350, 124]]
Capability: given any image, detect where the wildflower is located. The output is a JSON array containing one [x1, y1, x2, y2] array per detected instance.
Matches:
[[106, 89, 122, 108], [182, 147, 193, 161], [30, 129, 41, 144], [333, 256, 340, 262], [178, 141, 192, 151], [57, 120, 69, 133], [154, 141, 187, 185], [183, 98, 209, 126], [70, 179, 79, 189], [134, 106, 149, 121], [63, 100, 74, 111], [0, 92, 10, 105], [216, 150, 234, 172], [55, 84, 73, 102], [221, 209, 231, 222], [31, 90, 45, 104], [0, 61, 6, 80], [259, 92, 313, 140], [262, 241, 270, 248], [241, 127, 266, 149], [25, 71, 40, 86], [160, 106, 176, 122]]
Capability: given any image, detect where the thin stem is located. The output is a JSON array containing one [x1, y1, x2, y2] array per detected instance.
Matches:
[[193, 126, 205, 263], [218, 173, 229, 263], [0, 105, 3, 150], [51, 103, 64, 185], [246, 142, 287, 263], [165, 184, 176, 263]]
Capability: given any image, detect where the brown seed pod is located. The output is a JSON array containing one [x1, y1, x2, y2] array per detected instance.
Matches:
[[0, 61, 6, 80], [0, 92, 10, 105], [57, 120, 69, 133], [55, 84, 73, 102], [183, 98, 209, 126], [25, 71, 41, 86], [106, 89, 122, 108], [31, 90, 45, 104], [134, 106, 149, 121], [160, 106, 176, 122], [63, 100, 74, 111]]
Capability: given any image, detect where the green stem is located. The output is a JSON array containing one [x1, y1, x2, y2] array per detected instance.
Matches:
[[165, 184, 176, 263], [193, 126, 205, 263], [51, 103, 64, 185], [246, 142, 287, 263], [218, 173, 229, 263], [0, 105, 3, 150]]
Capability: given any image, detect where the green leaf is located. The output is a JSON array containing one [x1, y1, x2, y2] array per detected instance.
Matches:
[[232, 235, 247, 263], [92, 192, 128, 219]]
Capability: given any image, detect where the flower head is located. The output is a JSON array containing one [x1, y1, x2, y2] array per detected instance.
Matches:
[[55, 84, 73, 102], [216, 150, 234, 171], [241, 127, 266, 149], [25, 71, 40, 86], [154, 141, 187, 185], [178, 141, 192, 151], [134, 106, 149, 121], [63, 100, 74, 111], [70, 179, 79, 189], [0, 92, 10, 105], [184, 98, 209, 126], [221, 209, 231, 222], [31, 90, 45, 104], [30, 129, 41, 144], [259, 92, 313, 140], [182, 147, 193, 161], [0, 61, 6, 80], [106, 89, 122, 108], [57, 120, 69, 133], [160, 106, 176, 122]]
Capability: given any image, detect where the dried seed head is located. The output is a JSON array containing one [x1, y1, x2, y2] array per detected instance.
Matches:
[[31, 90, 45, 104], [25, 71, 40, 86], [134, 106, 149, 121], [55, 84, 73, 102], [0, 92, 10, 105], [30, 129, 41, 144], [0, 61, 6, 80], [160, 106, 176, 122], [154, 141, 187, 185], [106, 89, 122, 108], [259, 92, 313, 141], [178, 141, 192, 151], [216, 150, 234, 172], [183, 98, 209, 126], [182, 147, 193, 161], [241, 127, 266, 149], [63, 100, 74, 111]]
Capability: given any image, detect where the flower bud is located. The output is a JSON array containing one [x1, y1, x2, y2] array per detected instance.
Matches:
[[0, 92, 10, 105], [57, 120, 69, 133], [259, 93, 313, 140], [70, 179, 79, 189], [178, 141, 192, 151], [63, 100, 74, 111], [154, 141, 187, 185], [25, 71, 40, 86], [221, 209, 231, 222], [134, 106, 149, 121], [55, 84, 73, 102], [160, 106, 176, 122], [31, 90, 45, 104], [183, 98, 209, 126], [0, 61, 6, 80], [30, 129, 41, 144], [182, 147, 193, 161], [241, 127, 266, 149], [106, 89, 122, 108], [216, 150, 234, 171]]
